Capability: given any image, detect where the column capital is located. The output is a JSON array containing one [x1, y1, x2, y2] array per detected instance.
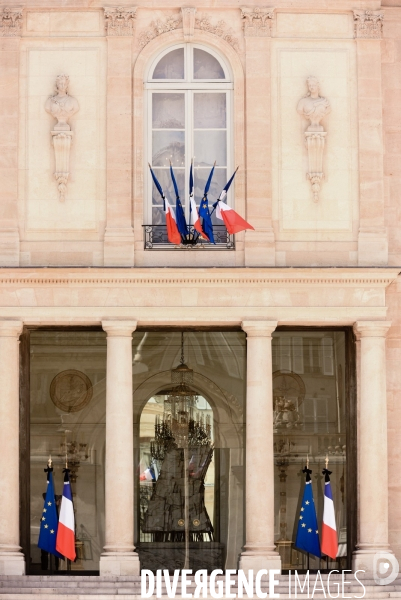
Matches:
[[102, 320, 137, 337], [354, 321, 391, 338], [241, 320, 277, 337], [0, 320, 23, 337], [104, 6, 137, 36]]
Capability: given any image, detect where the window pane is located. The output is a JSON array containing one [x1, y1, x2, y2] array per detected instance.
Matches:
[[152, 93, 185, 129], [152, 48, 184, 79], [193, 48, 225, 79], [194, 168, 227, 203], [152, 131, 185, 167], [152, 206, 165, 225], [272, 331, 348, 570], [194, 93, 226, 129], [150, 168, 185, 206], [194, 131, 227, 167]]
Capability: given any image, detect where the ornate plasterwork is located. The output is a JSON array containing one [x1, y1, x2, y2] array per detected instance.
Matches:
[[104, 6, 137, 36], [138, 13, 182, 48], [241, 7, 274, 37], [353, 10, 383, 39], [0, 6, 23, 37], [195, 14, 240, 52], [182, 7, 196, 42]]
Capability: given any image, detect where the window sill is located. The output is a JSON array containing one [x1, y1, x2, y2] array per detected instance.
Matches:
[[142, 225, 235, 250]]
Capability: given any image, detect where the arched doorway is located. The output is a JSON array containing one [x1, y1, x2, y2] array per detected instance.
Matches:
[[132, 331, 245, 571]]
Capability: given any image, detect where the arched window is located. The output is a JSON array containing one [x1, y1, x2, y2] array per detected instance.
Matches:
[[145, 44, 233, 229]]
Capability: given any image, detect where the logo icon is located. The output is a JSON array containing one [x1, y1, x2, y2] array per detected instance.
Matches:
[[373, 552, 399, 585]]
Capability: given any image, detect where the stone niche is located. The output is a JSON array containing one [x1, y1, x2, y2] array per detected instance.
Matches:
[[271, 41, 358, 241], [22, 45, 106, 235]]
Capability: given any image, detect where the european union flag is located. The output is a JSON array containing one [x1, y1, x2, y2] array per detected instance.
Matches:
[[295, 465, 321, 558], [38, 465, 63, 559], [199, 163, 216, 244]]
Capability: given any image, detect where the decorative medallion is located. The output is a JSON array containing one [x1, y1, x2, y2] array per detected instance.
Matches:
[[50, 369, 93, 413], [193, 519, 200, 527], [178, 519, 185, 527]]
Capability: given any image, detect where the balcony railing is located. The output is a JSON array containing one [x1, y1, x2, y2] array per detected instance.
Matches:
[[142, 225, 234, 250]]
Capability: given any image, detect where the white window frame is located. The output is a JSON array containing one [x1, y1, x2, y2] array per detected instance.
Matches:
[[144, 43, 234, 225]]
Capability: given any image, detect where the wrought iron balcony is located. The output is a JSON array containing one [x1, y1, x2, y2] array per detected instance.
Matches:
[[142, 225, 234, 250]]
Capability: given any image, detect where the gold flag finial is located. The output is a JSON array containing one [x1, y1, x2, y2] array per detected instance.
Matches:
[[48, 455, 52, 468], [325, 454, 329, 469], [306, 454, 309, 468]]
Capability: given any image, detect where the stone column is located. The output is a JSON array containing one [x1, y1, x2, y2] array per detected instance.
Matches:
[[353, 321, 393, 572], [0, 320, 24, 575], [99, 320, 140, 576], [239, 320, 281, 572], [354, 11, 388, 266], [241, 8, 276, 267], [103, 7, 137, 266], [0, 8, 23, 266]]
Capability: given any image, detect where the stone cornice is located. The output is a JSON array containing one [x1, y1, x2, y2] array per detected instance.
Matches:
[[0, 268, 397, 287]]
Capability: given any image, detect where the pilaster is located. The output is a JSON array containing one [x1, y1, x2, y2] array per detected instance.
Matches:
[[242, 8, 276, 266], [0, 8, 23, 267], [354, 11, 388, 266], [103, 8, 137, 266]]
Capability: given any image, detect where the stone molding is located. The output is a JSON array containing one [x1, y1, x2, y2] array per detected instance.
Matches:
[[0, 7, 23, 37], [353, 321, 392, 338], [353, 10, 383, 39], [0, 271, 397, 287], [104, 6, 137, 36], [138, 13, 181, 48], [102, 320, 137, 336], [0, 320, 23, 337], [182, 7, 196, 42], [241, 7, 274, 37], [195, 14, 240, 52], [241, 320, 277, 336]]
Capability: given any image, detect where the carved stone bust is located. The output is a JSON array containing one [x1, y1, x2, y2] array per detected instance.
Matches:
[[297, 76, 331, 132], [45, 74, 79, 131]]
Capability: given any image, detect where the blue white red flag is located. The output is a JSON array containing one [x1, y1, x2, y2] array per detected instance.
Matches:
[[38, 464, 63, 559], [148, 164, 181, 244], [189, 162, 208, 239], [321, 468, 338, 559], [295, 465, 321, 558], [214, 168, 254, 234], [170, 161, 187, 237], [198, 162, 215, 244], [56, 469, 76, 561], [140, 466, 156, 481]]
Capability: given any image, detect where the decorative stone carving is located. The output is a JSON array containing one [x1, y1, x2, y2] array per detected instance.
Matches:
[[104, 6, 137, 36], [297, 77, 331, 202], [241, 7, 274, 37], [182, 7, 196, 42], [353, 10, 383, 39], [45, 74, 79, 202], [0, 6, 23, 37], [138, 14, 182, 48], [195, 15, 240, 53]]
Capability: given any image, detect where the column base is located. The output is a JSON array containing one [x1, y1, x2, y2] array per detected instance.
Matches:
[[353, 547, 393, 575], [0, 552, 25, 575], [239, 550, 282, 573], [104, 228, 135, 266], [99, 552, 140, 576]]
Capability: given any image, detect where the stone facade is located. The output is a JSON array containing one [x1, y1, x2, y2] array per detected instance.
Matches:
[[0, 0, 401, 579]]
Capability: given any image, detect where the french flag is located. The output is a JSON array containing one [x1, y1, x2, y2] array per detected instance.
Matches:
[[164, 196, 181, 245], [140, 466, 156, 481], [321, 468, 338, 559], [214, 168, 254, 234], [56, 469, 76, 561], [189, 161, 208, 239]]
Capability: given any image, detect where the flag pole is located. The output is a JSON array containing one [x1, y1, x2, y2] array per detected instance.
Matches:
[[307, 450, 309, 571]]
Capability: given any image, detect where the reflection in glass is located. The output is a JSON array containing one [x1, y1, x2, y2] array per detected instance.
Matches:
[[152, 131, 185, 167], [29, 331, 106, 573], [193, 49, 225, 79], [194, 93, 226, 129], [153, 48, 185, 79], [272, 331, 348, 571], [194, 130, 227, 167], [153, 93, 185, 129], [194, 168, 227, 203], [134, 331, 245, 571], [151, 168, 185, 206]]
